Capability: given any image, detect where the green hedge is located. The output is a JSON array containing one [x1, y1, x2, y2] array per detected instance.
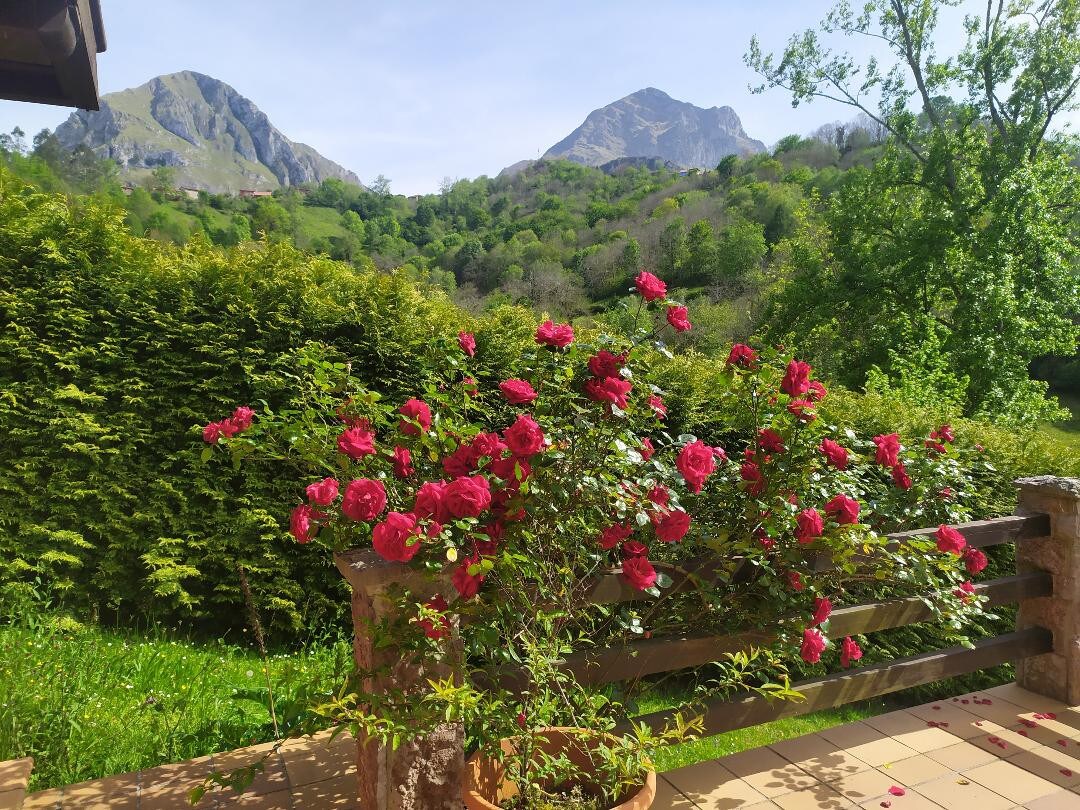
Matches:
[[0, 173, 540, 630], [0, 170, 1073, 638]]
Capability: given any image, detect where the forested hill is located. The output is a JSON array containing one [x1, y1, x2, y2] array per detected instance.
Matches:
[[1, 107, 1077, 425]]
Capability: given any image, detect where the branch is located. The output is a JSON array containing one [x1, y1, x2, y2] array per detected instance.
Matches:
[[892, 0, 942, 130], [982, 0, 1009, 139]]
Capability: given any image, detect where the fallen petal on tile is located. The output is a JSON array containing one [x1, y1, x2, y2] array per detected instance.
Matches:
[[880, 802, 891, 808], [1061, 769, 1073, 777], [888, 786, 906, 796]]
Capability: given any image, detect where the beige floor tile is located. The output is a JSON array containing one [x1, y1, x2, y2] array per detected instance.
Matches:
[[860, 712, 965, 753], [654, 775, 702, 809], [1011, 721, 1080, 749], [663, 761, 768, 808], [857, 790, 947, 809], [983, 685, 1070, 714], [215, 788, 294, 808], [905, 702, 994, 739], [926, 741, 1003, 771], [912, 773, 1015, 810], [828, 769, 899, 802], [1016, 714, 1080, 743], [1006, 746, 1080, 789], [59, 772, 139, 809], [950, 693, 1030, 727], [970, 728, 1043, 756], [139, 755, 216, 810], [290, 774, 357, 809], [0, 759, 33, 794], [962, 759, 1061, 804], [718, 746, 822, 797], [817, 722, 920, 767], [20, 790, 61, 810], [279, 733, 354, 787], [1024, 789, 1080, 809], [0, 788, 25, 810], [210, 743, 289, 796], [876, 755, 953, 787], [770, 735, 871, 783], [771, 783, 854, 809]]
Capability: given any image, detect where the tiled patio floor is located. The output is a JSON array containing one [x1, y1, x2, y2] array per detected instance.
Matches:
[[20, 683, 1080, 809]]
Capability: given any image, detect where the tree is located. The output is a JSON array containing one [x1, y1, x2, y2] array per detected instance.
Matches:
[[747, 0, 1080, 423], [370, 174, 392, 196], [681, 219, 718, 285]]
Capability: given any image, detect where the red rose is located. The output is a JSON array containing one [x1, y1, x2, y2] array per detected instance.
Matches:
[[499, 379, 537, 404], [812, 596, 832, 626], [290, 504, 322, 544], [338, 426, 376, 459], [795, 508, 824, 544], [219, 419, 241, 439], [676, 440, 716, 494], [392, 446, 413, 478], [840, 636, 863, 668], [535, 319, 574, 348], [417, 594, 450, 640], [824, 494, 860, 525], [341, 478, 388, 522], [781, 360, 812, 396], [800, 627, 827, 663], [588, 350, 626, 378], [621, 540, 648, 558], [653, 509, 691, 543], [740, 461, 761, 483], [231, 406, 255, 431], [458, 331, 476, 357], [787, 571, 805, 592], [963, 547, 988, 574], [873, 433, 901, 467], [931, 424, 955, 443], [463, 376, 479, 397], [443, 443, 476, 477], [925, 439, 947, 454], [954, 580, 976, 601], [666, 305, 692, 332], [787, 399, 816, 422], [202, 421, 223, 444], [648, 395, 667, 419], [758, 428, 786, 454], [726, 343, 757, 369], [640, 437, 655, 461], [648, 485, 670, 508], [470, 432, 508, 466], [634, 270, 667, 302], [891, 463, 912, 490], [444, 475, 492, 518], [413, 481, 448, 522], [584, 376, 633, 410], [398, 398, 432, 436], [305, 477, 339, 506], [807, 380, 827, 402], [935, 525, 967, 555], [621, 555, 658, 590], [452, 555, 485, 599], [504, 414, 545, 457], [599, 523, 634, 549], [819, 439, 849, 470], [488, 455, 530, 490], [371, 511, 423, 562]]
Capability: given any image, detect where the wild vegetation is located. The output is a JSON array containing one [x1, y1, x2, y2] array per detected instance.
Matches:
[[0, 0, 1077, 800]]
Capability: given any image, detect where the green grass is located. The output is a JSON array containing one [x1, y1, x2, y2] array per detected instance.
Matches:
[[0, 610, 350, 792], [1041, 391, 1080, 452]]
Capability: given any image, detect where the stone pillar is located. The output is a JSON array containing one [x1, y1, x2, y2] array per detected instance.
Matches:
[[334, 548, 464, 810], [1014, 476, 1080, 705]]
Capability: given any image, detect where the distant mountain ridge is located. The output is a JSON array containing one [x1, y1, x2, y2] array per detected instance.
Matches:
[[543, 88, 765, 169], [55, 71, 361, 193]]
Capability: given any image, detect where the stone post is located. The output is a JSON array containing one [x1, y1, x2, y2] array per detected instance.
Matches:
[[1014, 476, 1080, 705], [334, 548, 464, 810]]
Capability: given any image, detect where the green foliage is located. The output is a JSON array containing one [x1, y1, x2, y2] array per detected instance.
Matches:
[[0, 169, 469, 629]]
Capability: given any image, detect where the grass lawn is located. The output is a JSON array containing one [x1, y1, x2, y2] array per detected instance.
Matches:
[[0, 611, 350, 792]]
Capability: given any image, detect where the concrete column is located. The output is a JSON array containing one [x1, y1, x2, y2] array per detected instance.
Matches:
[[1014, 476, 1080, 705], [335, 548, 464, 810]]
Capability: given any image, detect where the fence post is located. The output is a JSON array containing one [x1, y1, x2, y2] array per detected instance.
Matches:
[[334, 548, 464, 810], [1014, 476, 1080, 705]]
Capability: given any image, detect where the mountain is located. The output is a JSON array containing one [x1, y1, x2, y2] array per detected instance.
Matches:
[[54, 71, 361, 193], [543, 88, 766, 169]]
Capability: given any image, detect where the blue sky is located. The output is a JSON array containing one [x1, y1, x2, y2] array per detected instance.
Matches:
[[1, 1, 1075, 194]]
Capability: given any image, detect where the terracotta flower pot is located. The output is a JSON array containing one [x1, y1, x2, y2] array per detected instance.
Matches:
[[463, 726, 656, 810]]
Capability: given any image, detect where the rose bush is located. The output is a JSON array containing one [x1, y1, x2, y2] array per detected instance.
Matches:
[[204, 268, 987, 807]]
